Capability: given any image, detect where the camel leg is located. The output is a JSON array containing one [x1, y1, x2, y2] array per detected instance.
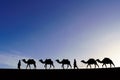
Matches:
[[96, 64, 99, 68], [26, 64, 28, 69], [90, 65, 91, 68], [97, 64, 99, 68], [95, 65, 96, 68], [105, 64, 107, 68], [62, 64, 64, 69], [29, 65, 31, 69], [46, 65, 47, 69], [87, 64, 89, 68], [67, 65, 69, 69], [52, 64, 55, 69], [110, 64, 112, 68], [112, 63, 115, 67], [34, 64, 36, 69], [44, 64, 47, 69], [87, 64, 91, 68], [67, 65, 68, 69], [70, 64, 72, 69], [50, 64, 51, 69], [35, 64, 36, 69], [102, 64, 104, 68]]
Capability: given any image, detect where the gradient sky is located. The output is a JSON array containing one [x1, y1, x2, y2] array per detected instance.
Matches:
[[0, 0, 120, 69]]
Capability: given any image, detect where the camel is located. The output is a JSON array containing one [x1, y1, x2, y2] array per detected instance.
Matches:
[[22, 59, 36, 69], [39, 59, 55, 69], [81, 58, 99, 68], [56, 59, 72, 69], [96, 58, 115, 68]]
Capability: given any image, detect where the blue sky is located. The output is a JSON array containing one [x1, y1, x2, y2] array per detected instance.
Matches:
[[0, 0, 120, 69]]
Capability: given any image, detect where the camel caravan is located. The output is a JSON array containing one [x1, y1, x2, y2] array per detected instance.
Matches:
[[17, 57, 115, 69]]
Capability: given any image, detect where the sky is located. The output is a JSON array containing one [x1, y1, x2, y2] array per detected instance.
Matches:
[[0, 0, 120, 69]]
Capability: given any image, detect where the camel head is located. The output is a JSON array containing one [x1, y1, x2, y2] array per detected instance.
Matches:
[[22, 59, 27, 63], [39, 59, 45, 64], [96, 59, 99, 61], [56, 59, 61, 63], [96, 59, 102, 63], [81, 60, 87, 64], [56, 59, 59, 62], [39, 59, 42, 62]]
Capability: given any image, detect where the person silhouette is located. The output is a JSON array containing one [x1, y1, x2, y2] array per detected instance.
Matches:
[[73, 59, 79, 69], [18, 60, 21, 69]]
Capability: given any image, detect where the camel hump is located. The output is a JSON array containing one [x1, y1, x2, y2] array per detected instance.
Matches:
[[103, 57, 113, 63], [88, 58, 96, 62], [63, 59, 69, 61], [89, 58, 95, 60], [104, 57, 111, 60], [28, 59, 36, 63], [62, 59, 71, 63], [28, 59, 34, 60], [46, 59, 52, 61], [46, 59, 53, 62], [87, 58, 97, 64]]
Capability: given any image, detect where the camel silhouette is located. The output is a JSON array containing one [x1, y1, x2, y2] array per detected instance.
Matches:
[[56, 59, 72, 69], [39, 59, 55, 69], [96, 57, 115, 68], [81, 58, 99, 68], [22, 59, 36, 69]]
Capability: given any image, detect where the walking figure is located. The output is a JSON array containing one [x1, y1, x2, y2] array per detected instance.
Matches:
[[18, 60, 21, 69], [73, 59, 79, 69]]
